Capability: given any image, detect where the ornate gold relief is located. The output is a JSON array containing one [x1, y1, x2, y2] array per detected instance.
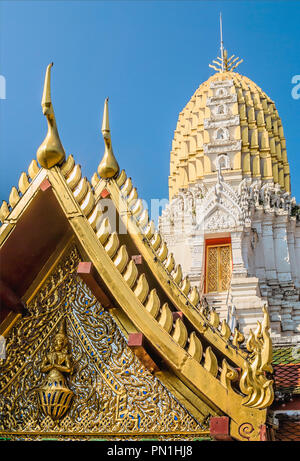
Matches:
[[0, 245, 206, 440], [239, 305, 274, 409], [38, 320, 73, 421]]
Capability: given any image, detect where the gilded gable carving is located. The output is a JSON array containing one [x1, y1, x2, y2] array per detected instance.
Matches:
[[0, 245, 206, 440]]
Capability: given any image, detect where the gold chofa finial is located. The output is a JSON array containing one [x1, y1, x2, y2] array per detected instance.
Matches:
[[209, 14, 243, 73], [97, 97, 120, 179], [36, 63, 66, 169]]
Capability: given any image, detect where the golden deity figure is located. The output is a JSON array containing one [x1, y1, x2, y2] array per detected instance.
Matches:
[[38, 320, 74, 421]]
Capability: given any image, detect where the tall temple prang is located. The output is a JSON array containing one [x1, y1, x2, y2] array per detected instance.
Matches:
[[159, 43, 300, 344]]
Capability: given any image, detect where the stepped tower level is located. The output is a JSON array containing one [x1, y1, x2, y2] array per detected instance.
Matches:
[[159, 36, 300, 341]]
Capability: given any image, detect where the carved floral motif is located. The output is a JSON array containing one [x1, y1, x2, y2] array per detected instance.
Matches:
[[0, 245, 205, 438]]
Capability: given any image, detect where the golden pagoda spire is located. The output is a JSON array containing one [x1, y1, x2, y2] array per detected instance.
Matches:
[[97, 97, 120, 179], [209, 14, 243, 73], [36, 63, 66, 169]]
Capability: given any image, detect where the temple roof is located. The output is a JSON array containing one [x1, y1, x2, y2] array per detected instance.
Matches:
[[0, 153, 275, 440], [273, 346, 300, 395], [0, 64, 277, 441], [169, 70, 290, 200]]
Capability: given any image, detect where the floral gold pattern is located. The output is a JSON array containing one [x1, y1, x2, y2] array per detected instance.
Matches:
[[0, 245, 206, 440]]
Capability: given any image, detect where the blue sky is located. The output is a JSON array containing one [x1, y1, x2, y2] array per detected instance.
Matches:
[[0, 1, 299, 213]]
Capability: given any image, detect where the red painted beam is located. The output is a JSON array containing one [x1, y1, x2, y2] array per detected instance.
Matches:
[[172, 311, 183, 321], [39, 178, 52, 192], [77, 262, 113, 309], [260, 424, 268, 441], [100, 189, 110, 199], [128, 332, 144, 347], [209, 416, 233, 441], [128, 332, 159, 374], [131, 255, 143, 265]]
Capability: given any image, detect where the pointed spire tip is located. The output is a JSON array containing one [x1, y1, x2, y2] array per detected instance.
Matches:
[[36, 63, 66, 169], [98, 97, 119, 179]]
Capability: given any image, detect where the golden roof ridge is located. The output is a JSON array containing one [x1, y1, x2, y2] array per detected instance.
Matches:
[[91, 168, 274, 413], [0, 159, 40, 224], [58, 164, 248, 409], [93, 168, 250, 363], [60, 154, 100, 227]]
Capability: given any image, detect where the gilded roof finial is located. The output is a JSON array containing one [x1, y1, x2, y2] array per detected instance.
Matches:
[[97, 97, 120, 179], [209, 14, 243, 73], [36, 63, 66, 169]]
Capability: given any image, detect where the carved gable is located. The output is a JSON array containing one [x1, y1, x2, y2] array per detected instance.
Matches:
[[0, 244, 206, 440], [205, 208, 236, 231], [196, 176, 244, 232]]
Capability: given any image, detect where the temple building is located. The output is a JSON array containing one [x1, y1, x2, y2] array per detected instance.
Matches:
[[159, 51, 300, 343], [0, 46, 299, 441], [158, 48, 300, 439]]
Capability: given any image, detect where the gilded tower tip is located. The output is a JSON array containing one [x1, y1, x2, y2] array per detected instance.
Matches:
[[97, 97, 120, 179], [102, 97, 110, 133], [209, 15, 243, 73], [41, 62, 53, 108], [36, 62, 66, 169]]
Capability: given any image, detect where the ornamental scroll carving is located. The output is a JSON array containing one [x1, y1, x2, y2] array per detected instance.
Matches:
[[161, 175, 296, 239], [0, 245, 205, 440], [239, 305, 274, 409]]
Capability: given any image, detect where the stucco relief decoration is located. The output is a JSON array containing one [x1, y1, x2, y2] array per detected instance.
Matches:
[[239, 179, 295, 216], [160, 169, 296, 241], [205, 208, 236, 231], [216, 154, 230, 171], [215, 104, 227, 116], [196, 171, 245, 231], [214, 127, 229, 141], [216, 87, 228, 97]]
